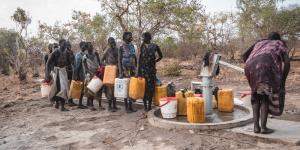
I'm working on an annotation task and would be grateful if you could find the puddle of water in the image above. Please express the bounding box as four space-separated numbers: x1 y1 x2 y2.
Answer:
155 108 249 123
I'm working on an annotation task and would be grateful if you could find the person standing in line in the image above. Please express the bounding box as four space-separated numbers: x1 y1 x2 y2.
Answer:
118 32 137 113
102 37 119 112
66 41 77 106
73 41 88 109
45 39 71 111
138 32 163 111
83 42 103 111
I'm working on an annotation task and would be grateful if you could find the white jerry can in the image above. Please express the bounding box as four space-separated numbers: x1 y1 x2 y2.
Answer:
41 82 52 98
87 76 103 94
114 78 130 98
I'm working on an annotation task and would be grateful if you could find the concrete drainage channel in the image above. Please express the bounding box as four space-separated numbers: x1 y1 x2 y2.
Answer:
148 104 253 130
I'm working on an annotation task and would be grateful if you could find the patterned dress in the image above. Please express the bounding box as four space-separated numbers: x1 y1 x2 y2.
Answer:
119 42 137 77
138 43 160 101
244 40 288 116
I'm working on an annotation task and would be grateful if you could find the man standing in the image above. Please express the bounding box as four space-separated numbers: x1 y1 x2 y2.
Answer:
102 37 119 112
45 39 71 111
44 43 53 78
45 44 53 65
66 41 77 106
44 43 58 75
73 41 87 109
118 32 137 113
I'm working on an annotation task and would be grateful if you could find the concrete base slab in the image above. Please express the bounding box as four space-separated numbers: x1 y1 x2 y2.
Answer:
230 118 300 146
148 104 253 130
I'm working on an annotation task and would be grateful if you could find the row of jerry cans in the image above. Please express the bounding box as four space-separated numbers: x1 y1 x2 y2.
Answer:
187 89 234 123
54 76 146 100
41 65 146 100
40 65 116 98
158 88 234 124
41 81 83 99
68 65 119 99
76 70 146 100
87 65 118 94
114 77 145 100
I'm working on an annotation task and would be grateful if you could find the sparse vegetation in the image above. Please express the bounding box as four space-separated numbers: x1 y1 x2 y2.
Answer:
162 60 182 76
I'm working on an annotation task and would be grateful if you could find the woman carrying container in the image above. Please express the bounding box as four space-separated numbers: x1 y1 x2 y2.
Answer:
118 32 137 113
243 32 290 134
138 32 163 111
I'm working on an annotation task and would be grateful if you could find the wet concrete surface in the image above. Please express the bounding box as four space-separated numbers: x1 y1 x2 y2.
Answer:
155 108 249 123
230 118 300 145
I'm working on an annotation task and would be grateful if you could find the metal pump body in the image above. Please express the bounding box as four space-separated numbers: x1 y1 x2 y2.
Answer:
199 54 244 116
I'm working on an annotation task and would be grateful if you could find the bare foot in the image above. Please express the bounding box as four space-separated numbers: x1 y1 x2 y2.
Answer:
54 103 59 109
90 107 97 111
98 106 105 111
109 107 117 112
254 125 261 134
77 105 88 109
60 108 69 111
68 101 77 107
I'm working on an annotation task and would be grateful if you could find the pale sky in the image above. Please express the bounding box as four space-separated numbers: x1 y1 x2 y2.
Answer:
0 0 299 36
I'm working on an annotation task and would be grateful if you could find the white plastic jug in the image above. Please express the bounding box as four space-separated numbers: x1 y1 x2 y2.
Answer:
114 78 129 98
41 82 51 98
160 97 177 119
87 76 103 94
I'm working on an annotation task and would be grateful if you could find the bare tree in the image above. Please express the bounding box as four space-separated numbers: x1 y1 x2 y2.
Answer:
10 7 31 80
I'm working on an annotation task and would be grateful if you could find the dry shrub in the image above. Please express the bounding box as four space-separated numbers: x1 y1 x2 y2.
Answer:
162 60 181 76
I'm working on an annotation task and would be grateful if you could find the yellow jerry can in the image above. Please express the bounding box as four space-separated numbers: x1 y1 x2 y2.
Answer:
218 89 234 112
153 85 167 106
103 65 117 85
69 80 83 99
187 97 205 123
176 90 194 116
129 77 145 100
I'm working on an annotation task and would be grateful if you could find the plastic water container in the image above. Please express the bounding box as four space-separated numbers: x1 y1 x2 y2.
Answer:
129 77 145 100
159 97 177 119
218 89 234 112
194 94 217 109
176 90 194 116
87 76 103 94
103 65 117 85
69 80 83 99
187 97 205 123
114 78 129 98
154 85 167 106
41 82 51 98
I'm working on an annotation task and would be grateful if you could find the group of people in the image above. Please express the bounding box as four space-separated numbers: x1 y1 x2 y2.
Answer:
44 31 162 113
43 30 290 134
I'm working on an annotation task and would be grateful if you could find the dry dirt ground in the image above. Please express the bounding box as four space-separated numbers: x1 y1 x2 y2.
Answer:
0 60 300 150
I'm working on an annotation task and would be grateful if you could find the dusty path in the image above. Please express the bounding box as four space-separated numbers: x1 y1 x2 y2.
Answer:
0 76 299 150
0 95 297 150
0 60 300 149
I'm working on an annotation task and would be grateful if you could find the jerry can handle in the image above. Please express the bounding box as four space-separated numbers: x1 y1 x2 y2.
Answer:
159 100 171 107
